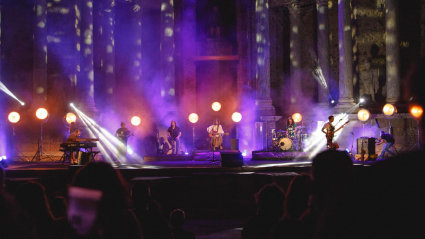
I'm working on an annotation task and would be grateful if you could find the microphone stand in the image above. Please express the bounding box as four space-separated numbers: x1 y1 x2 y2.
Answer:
350 132 354 160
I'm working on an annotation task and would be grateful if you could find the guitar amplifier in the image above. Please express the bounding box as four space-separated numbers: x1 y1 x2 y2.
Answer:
357 137 375 154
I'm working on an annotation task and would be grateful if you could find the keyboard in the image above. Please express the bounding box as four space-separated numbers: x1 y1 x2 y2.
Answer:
75 138 99 142
60 142 97 150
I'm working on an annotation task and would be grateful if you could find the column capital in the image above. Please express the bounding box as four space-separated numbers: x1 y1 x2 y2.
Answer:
316 0 329 7
288 1 301 15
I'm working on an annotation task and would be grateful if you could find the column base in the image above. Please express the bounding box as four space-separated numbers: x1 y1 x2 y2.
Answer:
78 102 98 118
385 97 400 104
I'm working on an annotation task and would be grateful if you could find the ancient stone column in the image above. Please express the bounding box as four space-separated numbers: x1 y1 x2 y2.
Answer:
385 0 400 104
33 0 47 107
255 0 275 115
102 0 115 102
132 0 142 82
78 0 97 115
181 0 196 114
317 0 331 107
288 1 302 107
335 0 355 109
160 0 176 107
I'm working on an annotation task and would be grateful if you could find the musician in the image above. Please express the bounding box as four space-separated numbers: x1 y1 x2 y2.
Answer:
157 137 170 155
286 117 297 138
167 121 181 155
66 129 81 164
207 119 224 150
321 115 344 149
376 131 396 158
115 122 131 160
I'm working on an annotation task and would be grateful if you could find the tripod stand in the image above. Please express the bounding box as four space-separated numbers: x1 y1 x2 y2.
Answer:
12 126 28 161
206 137 220 164
32 121 54 161
409 119 421 152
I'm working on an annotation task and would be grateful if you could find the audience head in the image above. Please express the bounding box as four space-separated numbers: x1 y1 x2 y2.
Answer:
0 165 4 190
50 196 68 219
284 173 312 219
71 162 128 215
255 184 285 217
14 181 53 220
149 199 162 215
170 209 185 229
131 181 151 208
312 150 353 194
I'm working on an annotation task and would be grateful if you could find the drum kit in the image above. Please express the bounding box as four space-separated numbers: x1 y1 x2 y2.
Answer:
271 126 309 151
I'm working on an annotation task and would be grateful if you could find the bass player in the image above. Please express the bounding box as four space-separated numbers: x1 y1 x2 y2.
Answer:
321 115 349 149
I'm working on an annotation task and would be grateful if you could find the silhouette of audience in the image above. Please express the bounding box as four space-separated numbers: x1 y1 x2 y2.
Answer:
14 181 54 239
241 184 285 239
50 196 67 219
170 209 195 239
69 162 142 238
269 173 312 239
131 181 173 239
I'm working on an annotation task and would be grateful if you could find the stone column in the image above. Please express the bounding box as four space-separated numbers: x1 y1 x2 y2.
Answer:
181 0 196 115
385 0 400 104
33 0 47 107
288 1 302 107
236 0 250 98
102 1 115 104
132 0 142 82
255 0 275 115
78 0 97 116
317 0 331 107
335 0 355 109
160 0 176 107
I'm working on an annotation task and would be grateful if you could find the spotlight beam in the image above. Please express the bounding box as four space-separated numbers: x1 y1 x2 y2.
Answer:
0 81 25 105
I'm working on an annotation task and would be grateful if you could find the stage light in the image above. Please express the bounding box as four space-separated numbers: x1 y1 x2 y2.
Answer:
36 108 48 120
331 100 335 104
127 145 133 155
360 98 365 103
345 149 350 153
131 116 141 126
232 112 242 123
292 113 302 123
357 109 371 123
212 102 221 111
8 112 20 123
65 113 77 124
70 103 74 107
383 104 397 118
21 102 25 106
188 113 199 123
410 105 423 119
0 81 25 105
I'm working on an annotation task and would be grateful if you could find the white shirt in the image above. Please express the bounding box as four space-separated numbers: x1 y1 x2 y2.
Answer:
322 122 334 133
207 125 224 137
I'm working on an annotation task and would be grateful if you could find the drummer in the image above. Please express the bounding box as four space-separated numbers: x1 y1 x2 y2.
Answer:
286 117 297 138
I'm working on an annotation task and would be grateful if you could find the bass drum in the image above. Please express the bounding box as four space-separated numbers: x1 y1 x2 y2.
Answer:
278 138 292 151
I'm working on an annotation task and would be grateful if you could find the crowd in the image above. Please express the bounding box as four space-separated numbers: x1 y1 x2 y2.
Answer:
0 162 195 239
2 148 424 239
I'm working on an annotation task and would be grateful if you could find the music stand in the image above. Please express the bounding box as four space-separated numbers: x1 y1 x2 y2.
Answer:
32 117 54 161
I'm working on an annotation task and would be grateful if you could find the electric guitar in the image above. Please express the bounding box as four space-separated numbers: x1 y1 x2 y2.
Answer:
209 131 229 138
326 121 350 149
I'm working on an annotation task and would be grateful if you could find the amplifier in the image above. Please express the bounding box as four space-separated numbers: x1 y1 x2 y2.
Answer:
357 137 376 154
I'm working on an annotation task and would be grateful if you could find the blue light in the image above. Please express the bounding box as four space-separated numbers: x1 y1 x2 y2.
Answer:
345 149 350 153
185 152 189 155
1 156 6 160
331 100 335 104
127 145 133 155
242 150 247 157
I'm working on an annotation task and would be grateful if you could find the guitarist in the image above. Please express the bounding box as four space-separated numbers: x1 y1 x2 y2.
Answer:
115 122 132 160
167 120 181 155
207 119 224 150
321 115 347 149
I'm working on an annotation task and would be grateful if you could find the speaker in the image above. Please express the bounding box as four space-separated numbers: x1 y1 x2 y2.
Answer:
220 152 243 167
357 137 375 154
231 139 239 150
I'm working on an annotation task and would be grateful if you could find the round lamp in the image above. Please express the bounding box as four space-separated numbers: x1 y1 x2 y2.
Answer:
410 105 423 119
232 112 242 123
8 112 20 123
188 113 199 124
211 102 221 111
36 108 48 120
131 116 142 126
292 113 302 123
357 109 371 123
383 104 397 118
65 113 77 124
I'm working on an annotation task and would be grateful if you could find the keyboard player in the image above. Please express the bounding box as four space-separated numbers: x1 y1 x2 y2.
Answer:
66 129 81 164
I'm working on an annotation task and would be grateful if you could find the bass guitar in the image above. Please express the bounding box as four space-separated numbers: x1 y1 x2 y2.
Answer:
326 120 350 149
